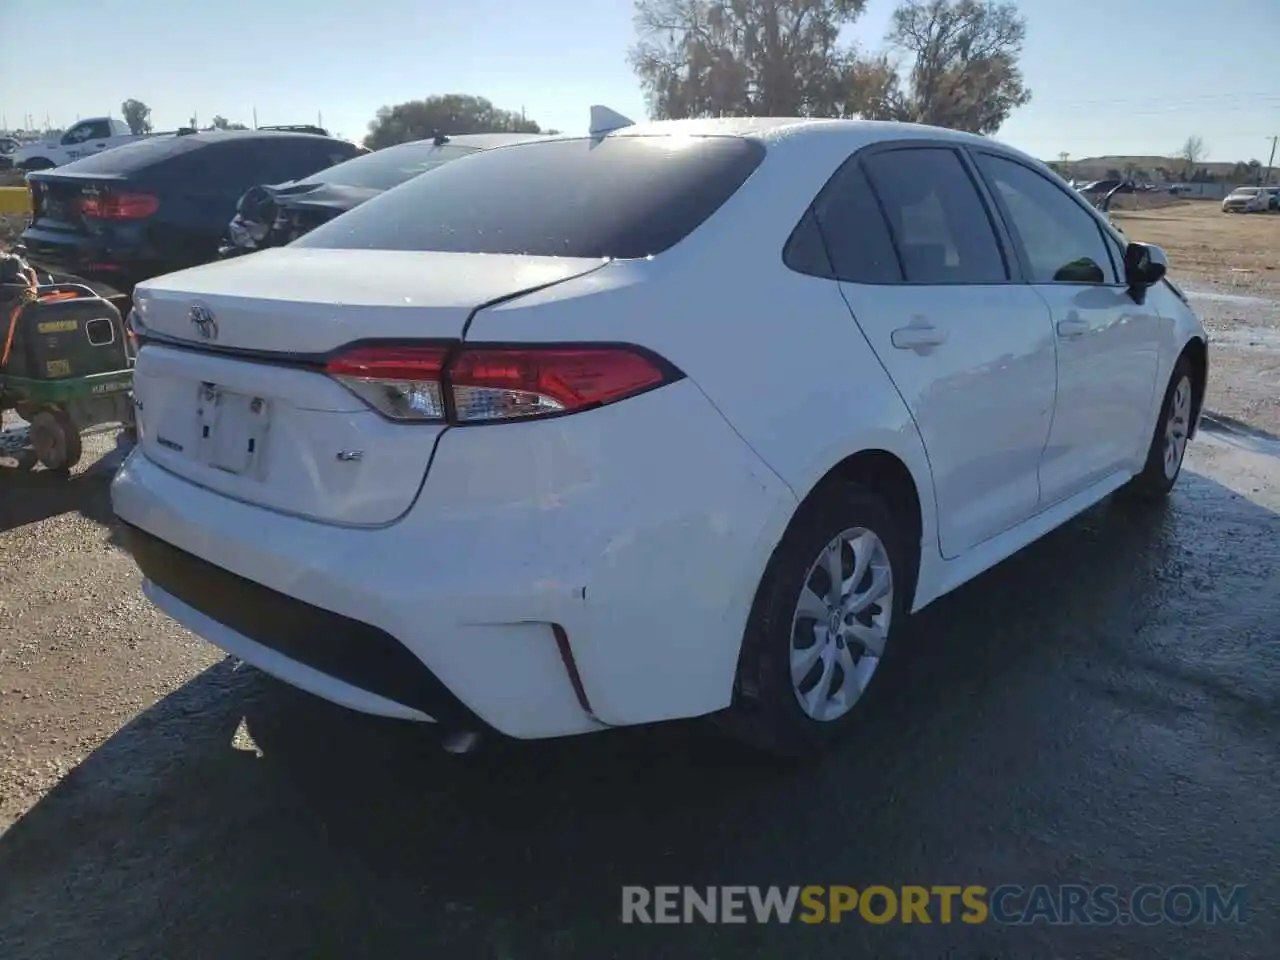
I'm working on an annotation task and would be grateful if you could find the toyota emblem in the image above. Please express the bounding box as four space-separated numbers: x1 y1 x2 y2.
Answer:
189 304 218 341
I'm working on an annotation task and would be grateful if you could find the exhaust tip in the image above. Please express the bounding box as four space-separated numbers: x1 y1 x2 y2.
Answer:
440 729 482 755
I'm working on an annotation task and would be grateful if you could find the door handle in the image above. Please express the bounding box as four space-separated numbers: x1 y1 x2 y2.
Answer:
1056 317 1090 338
890 324 947 352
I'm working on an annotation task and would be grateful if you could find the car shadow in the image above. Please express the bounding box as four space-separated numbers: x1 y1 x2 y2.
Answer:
0 469 1275 960
0 432 131 538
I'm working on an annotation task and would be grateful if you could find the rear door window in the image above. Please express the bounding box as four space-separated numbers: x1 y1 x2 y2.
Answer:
160 140 271 188
861 148 1008 284
236 138 347 186
157 138 354 189
295 135 766 259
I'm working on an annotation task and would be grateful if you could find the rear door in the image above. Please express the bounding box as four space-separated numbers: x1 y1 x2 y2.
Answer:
970 150 1161 505
817 144 1058 559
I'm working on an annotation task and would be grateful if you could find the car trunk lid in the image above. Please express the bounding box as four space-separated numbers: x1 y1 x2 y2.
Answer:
129 247 608 525
27 170 138 235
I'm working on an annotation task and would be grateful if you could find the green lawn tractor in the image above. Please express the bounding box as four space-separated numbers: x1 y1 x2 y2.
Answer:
1 254 135 473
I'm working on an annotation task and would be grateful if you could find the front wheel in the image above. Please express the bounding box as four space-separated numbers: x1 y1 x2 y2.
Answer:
716 483 909 757
1121 358 1193 501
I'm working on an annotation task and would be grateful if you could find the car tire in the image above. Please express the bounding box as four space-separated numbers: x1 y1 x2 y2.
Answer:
29 409 82 472
1121 357 1194 502
20 158 54 171
715 482 909 757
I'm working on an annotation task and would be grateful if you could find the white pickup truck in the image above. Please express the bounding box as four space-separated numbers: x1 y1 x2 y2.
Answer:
12 117 148 170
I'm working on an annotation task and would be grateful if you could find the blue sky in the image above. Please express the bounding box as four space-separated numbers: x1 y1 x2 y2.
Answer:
1 0 1276 162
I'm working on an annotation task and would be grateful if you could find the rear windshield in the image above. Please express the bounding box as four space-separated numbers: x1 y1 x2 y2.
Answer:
298 142 480 192
1232 187 1261 196
294 135 767 259
52 135 200 174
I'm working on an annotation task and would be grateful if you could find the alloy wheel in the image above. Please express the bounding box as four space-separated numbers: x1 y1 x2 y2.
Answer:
1163 375 1192 480
789 527 894 722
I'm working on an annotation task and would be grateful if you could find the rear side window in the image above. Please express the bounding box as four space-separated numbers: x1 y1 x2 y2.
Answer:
295 135 766 259
159 139 272 188
807 161 903 282
159 137 354 189
862 148 1008 284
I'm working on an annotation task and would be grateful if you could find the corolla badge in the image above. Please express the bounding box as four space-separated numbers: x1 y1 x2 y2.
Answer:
189 303 218 340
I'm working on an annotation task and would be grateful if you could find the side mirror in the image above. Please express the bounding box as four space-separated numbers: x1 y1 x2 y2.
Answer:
1123 241 1167 288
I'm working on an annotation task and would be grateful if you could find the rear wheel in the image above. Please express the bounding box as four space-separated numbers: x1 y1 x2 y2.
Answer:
716 483 908 757
29 409 82 472
1122 358 1193 501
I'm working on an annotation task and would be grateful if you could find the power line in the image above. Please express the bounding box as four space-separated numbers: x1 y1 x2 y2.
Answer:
1030 92 1280 108
1037 101 1280 118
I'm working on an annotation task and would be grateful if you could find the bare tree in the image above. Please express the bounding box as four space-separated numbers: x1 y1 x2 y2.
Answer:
365 95 543 150
1178 135 1207 179
886 0 1031 134
628 0 869 119
626 0 1033 132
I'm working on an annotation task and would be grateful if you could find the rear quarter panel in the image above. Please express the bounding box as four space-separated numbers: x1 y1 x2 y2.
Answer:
470 127 941 610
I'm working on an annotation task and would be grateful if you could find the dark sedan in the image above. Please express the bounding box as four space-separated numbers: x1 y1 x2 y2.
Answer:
219 132 543 256
19 130 361 292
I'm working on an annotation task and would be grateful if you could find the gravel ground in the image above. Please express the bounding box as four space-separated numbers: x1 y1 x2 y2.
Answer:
1 417 1277 959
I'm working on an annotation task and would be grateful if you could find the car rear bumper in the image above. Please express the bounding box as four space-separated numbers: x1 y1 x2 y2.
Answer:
110 379 798 738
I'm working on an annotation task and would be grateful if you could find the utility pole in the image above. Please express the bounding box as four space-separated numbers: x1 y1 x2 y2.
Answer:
253 107 258 130
1264 136 1278 186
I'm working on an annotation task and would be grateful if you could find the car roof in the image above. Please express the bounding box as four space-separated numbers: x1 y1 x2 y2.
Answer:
168 129 350 144
592 115 994 148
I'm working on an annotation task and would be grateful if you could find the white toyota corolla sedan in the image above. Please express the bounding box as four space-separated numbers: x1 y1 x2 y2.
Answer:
111 111 1208 755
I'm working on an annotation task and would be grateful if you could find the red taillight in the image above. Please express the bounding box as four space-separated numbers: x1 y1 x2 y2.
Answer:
325 345 450 422
323 343 677 424
78 192 160 220
449 347 671 422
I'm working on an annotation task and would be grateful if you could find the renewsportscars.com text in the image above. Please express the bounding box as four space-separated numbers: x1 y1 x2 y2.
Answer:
621 884 1247 926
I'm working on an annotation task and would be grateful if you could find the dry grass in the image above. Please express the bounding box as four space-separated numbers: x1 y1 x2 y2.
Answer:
1111 201 1279 285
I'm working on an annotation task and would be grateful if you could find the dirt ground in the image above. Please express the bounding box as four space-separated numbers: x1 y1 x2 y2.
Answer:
1110 201 1280 434
1111 200 1279 286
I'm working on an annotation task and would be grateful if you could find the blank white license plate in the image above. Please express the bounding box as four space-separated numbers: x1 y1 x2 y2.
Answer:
197 384 270 476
